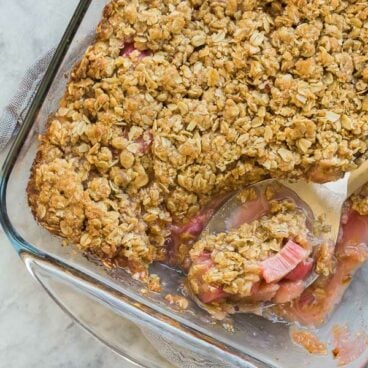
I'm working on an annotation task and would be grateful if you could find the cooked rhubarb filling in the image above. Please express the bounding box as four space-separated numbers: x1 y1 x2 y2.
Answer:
275 184 368 326
28 0 368 323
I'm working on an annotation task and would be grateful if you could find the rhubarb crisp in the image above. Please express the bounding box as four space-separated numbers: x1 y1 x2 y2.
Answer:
28 0 368 322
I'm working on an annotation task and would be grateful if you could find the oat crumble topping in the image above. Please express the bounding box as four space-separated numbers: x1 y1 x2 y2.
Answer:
188 201 310 298
28 0 368 278
350 183 368 216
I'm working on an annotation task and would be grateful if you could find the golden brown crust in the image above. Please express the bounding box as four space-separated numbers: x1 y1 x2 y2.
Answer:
28 0 368 276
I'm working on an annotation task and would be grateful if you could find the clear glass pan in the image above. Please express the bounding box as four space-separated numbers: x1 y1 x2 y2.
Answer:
1 1 367 367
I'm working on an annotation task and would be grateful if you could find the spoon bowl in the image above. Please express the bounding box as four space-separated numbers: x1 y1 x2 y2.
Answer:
202 180 321 307
194 161 368 310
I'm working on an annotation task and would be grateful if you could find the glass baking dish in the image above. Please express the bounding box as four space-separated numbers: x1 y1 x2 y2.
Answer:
1 1 367 367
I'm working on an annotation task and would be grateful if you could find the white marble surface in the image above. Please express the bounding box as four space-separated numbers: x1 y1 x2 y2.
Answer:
0 2 171 367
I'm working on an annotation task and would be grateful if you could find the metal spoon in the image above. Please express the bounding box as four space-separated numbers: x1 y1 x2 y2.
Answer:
204 178 347 243
201 161 368 300
205 160 368 247
203 179 325 294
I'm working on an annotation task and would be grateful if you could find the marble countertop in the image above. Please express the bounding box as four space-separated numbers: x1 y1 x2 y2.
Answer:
0 2 171 367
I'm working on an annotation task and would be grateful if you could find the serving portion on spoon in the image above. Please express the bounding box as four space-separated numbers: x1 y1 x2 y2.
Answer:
185 161 368 319
186 181 332 318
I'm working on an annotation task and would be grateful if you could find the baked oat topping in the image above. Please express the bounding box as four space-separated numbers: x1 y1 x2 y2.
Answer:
188 201 311 301
28 0 368 279
350 183 368 216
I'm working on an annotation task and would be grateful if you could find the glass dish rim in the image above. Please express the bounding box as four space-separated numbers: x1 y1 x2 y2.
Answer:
0 2 269 367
